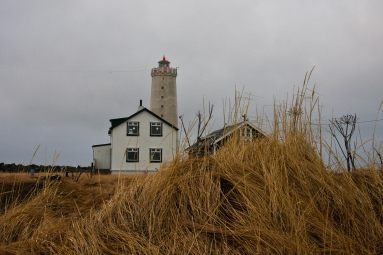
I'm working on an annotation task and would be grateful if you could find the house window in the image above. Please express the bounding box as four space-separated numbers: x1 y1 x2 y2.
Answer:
150 148 162 163
126 148 139 162
150 122 162 136
161 96 164 99
161 105 164 108
240 127 252 137
161 86 164 89
127 122 139 136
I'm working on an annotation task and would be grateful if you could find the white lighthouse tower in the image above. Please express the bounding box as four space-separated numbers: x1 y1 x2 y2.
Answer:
150 56 178 127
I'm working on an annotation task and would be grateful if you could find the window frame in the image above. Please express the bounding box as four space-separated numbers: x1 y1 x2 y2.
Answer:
126 148 139 162
149 148 162 163
127 122 139 136
150 122 163 136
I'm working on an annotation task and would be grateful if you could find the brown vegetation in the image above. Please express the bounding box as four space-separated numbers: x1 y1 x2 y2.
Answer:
1 135 383 254
1 77 382 254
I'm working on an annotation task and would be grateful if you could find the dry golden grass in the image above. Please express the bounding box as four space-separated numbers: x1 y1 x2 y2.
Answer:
1 136 383 254
1 79 383 254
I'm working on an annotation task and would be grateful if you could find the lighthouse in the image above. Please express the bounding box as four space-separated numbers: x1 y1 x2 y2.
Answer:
150 56 178 128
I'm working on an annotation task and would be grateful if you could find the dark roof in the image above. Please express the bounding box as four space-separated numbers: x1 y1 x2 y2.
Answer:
109 107 179 132
92 143 111 148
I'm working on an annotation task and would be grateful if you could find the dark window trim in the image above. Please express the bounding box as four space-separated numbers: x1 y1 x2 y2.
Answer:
126 148 139 162
127 122 139 136
150 122 163 137
149 148 162 163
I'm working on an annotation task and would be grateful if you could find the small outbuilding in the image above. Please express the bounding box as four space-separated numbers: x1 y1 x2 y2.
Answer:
187 121 266 157
92 143 111 174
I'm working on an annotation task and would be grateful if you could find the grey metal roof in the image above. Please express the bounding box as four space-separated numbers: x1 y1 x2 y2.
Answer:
187 121 265 149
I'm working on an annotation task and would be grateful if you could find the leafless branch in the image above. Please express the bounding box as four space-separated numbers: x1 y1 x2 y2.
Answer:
329 114 357 171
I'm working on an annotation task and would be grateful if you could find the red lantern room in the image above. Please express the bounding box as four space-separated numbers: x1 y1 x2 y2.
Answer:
158 56 170 67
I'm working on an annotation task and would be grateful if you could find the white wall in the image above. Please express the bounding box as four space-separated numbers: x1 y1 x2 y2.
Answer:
110 110 177 174
92 144 111 170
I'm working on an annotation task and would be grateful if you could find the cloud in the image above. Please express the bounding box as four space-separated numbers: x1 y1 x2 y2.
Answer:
0 0 382 165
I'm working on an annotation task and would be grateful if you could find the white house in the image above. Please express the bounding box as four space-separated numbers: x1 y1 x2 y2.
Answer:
93 102 178 174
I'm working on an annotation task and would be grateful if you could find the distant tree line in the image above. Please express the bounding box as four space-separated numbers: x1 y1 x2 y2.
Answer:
0 163 91 173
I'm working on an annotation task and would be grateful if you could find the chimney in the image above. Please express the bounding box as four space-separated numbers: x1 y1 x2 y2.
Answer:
138 100 144 111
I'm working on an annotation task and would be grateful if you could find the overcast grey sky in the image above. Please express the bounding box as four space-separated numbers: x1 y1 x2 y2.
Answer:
1 1 382 166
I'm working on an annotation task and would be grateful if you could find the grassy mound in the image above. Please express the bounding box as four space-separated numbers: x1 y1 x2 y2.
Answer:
1 134 383 254
2 79 382 254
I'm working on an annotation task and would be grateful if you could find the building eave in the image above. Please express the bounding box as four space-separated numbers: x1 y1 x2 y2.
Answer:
109 108 179 132
92 143 111 148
